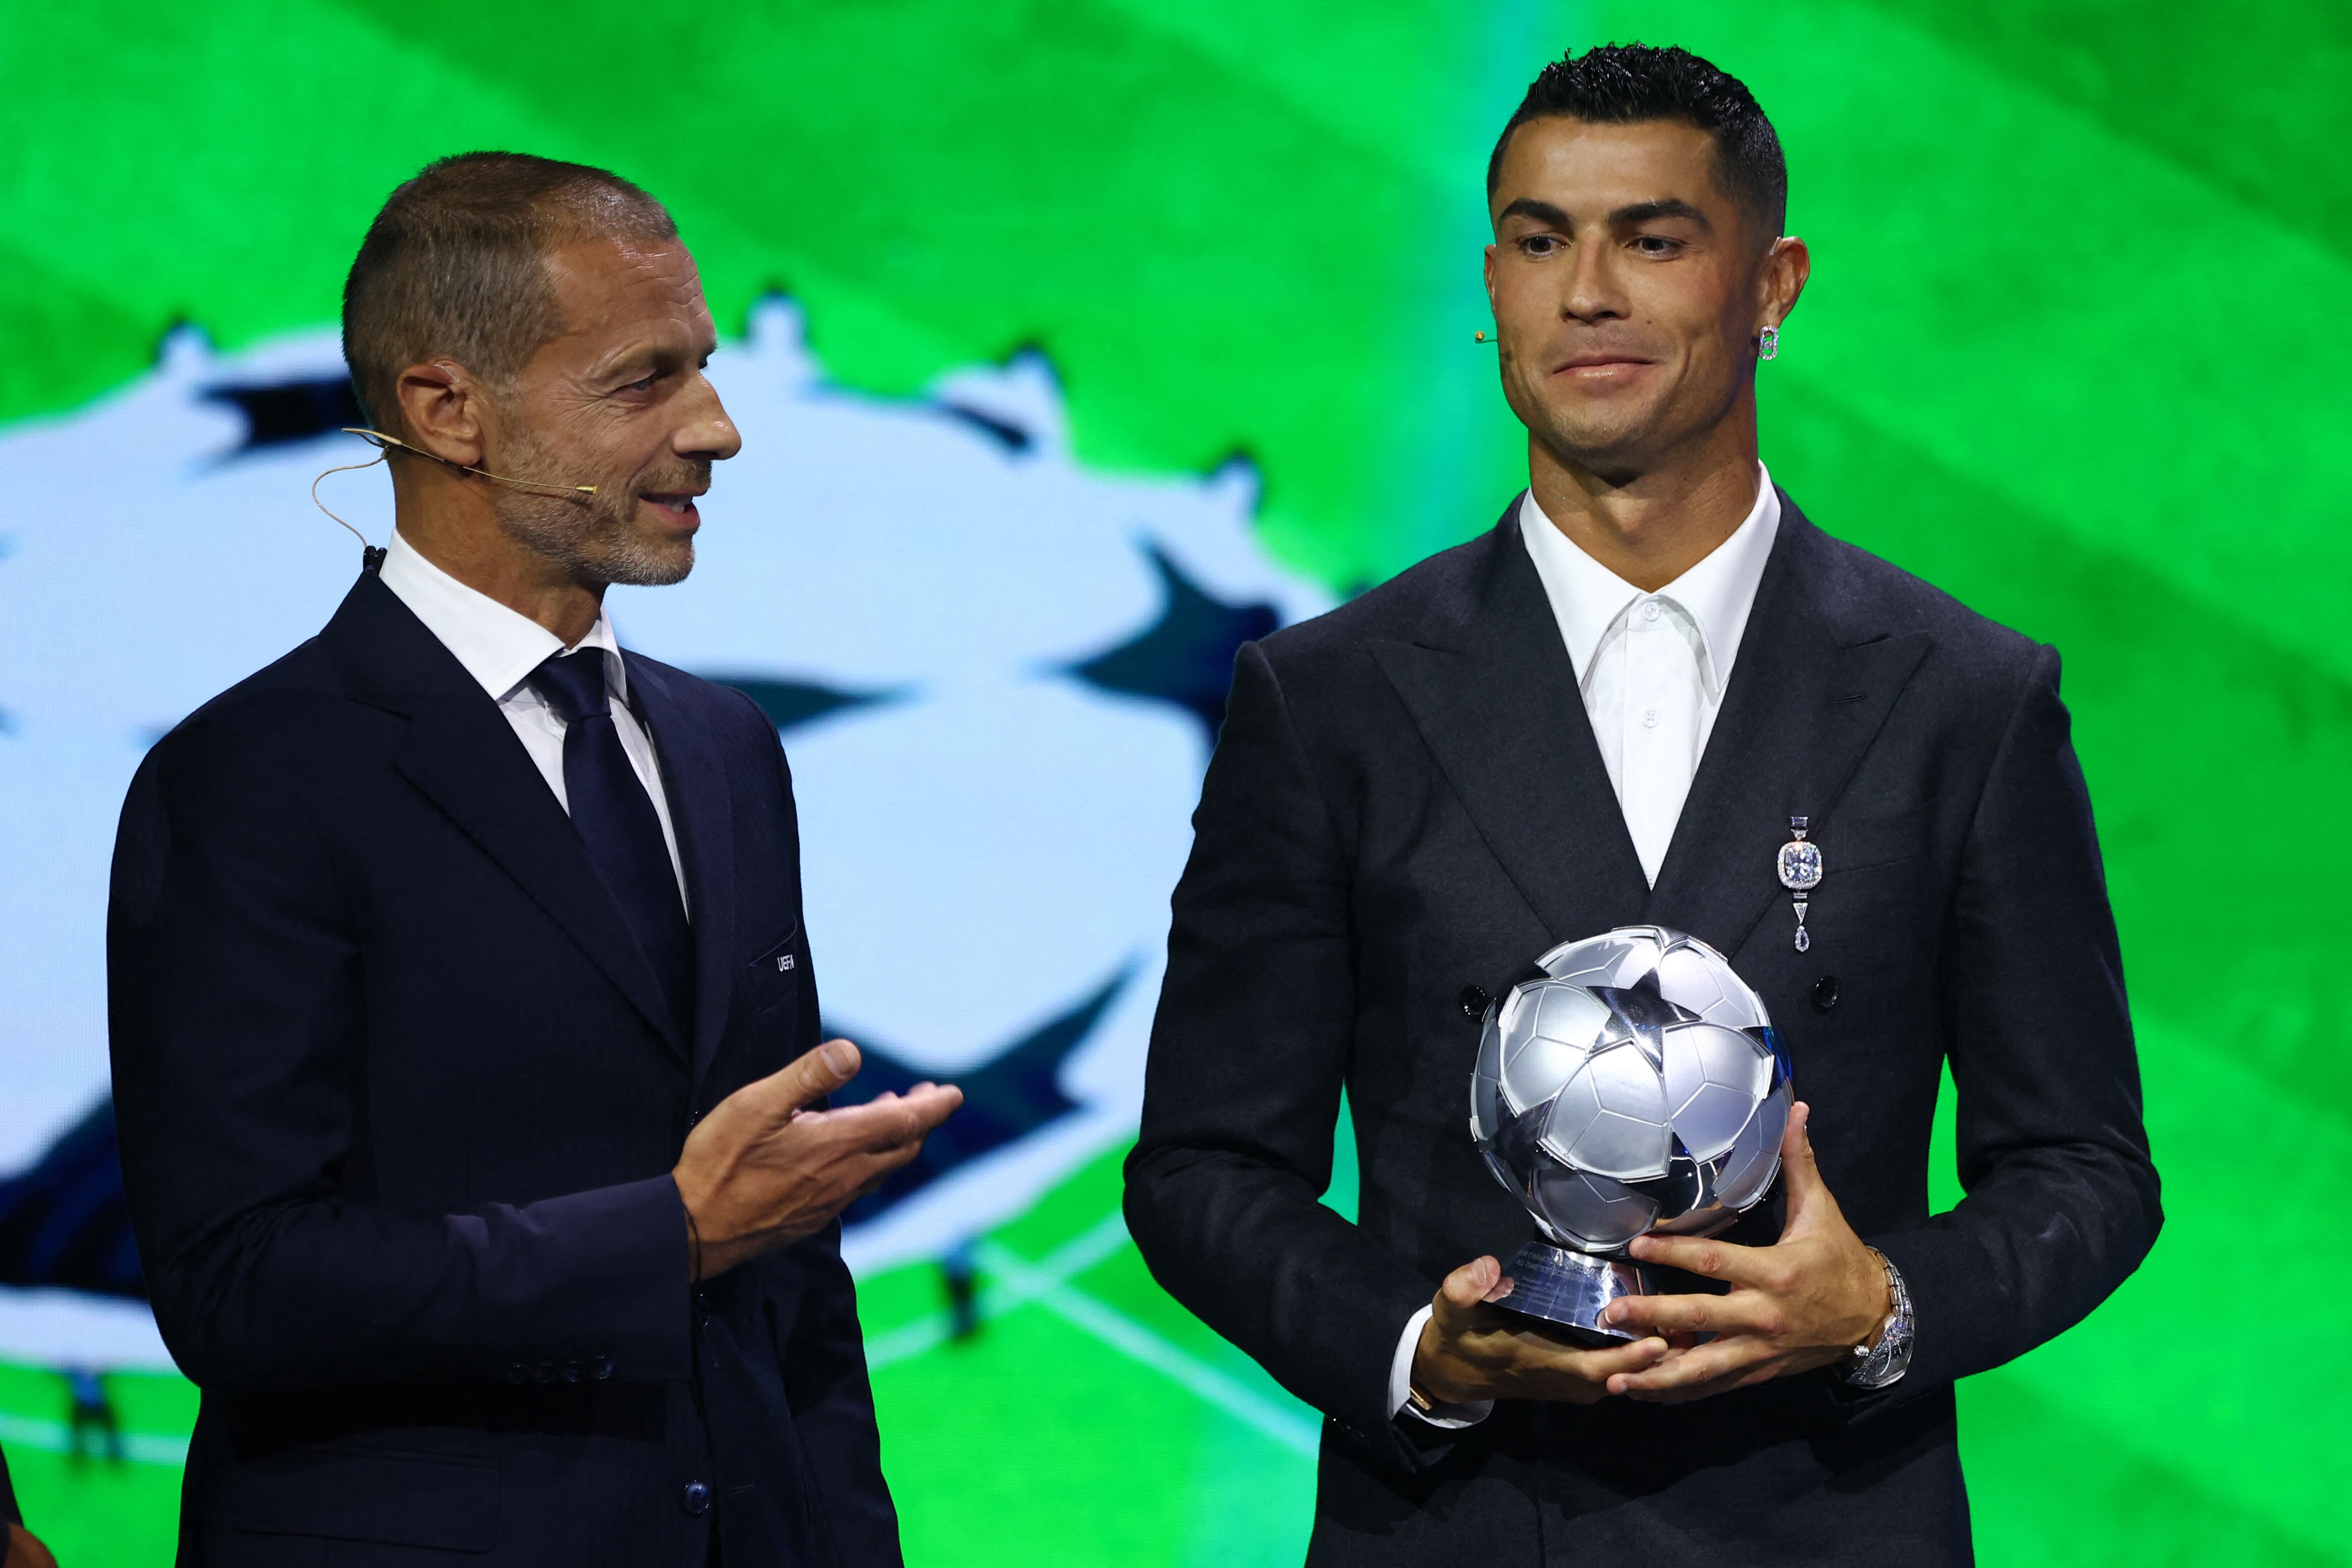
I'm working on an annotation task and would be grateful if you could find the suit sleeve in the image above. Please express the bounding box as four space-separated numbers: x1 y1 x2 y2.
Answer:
744 712 902 1566
1124 644 1433 1446
107 709 692 1394
1863 646 2162 1407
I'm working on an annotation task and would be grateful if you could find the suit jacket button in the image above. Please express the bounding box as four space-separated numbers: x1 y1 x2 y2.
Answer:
1811 975 1839 1013
533 1362 557 1383
562 1361 582 1382
682 1480 712 1516
593 1357 615 1381
1458 985 1492 1020
505 1364 525 1385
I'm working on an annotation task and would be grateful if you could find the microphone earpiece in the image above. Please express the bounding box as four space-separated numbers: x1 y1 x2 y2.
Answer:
340 429 598 497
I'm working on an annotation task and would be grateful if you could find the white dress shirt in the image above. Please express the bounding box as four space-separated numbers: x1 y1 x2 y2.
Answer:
376 527 689 908
1522 470 1782 886
1387 465 1781 1427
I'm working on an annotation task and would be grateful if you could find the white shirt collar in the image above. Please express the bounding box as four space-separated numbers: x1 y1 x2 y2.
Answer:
1518 464 1781 698
376 526 627 704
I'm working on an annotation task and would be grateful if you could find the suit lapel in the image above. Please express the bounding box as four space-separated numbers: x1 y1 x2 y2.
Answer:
1370 505 1651 946
323 574 688 1061
627 656 739 1093
1645 501 1931 957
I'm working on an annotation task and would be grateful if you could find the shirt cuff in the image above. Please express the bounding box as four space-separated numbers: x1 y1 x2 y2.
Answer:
1387 1304 1495 1429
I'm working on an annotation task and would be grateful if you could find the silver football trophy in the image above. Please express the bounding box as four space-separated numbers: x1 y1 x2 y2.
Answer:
1469 926 1794 1344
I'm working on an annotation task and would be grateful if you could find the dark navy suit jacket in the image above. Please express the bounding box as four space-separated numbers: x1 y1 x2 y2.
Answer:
1126 497 2161 1564
108 570 897 1565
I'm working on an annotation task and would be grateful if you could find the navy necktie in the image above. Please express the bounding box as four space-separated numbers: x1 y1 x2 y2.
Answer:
531 650 695 1042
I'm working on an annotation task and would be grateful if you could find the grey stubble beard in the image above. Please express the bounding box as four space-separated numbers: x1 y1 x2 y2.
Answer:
490 425 698 589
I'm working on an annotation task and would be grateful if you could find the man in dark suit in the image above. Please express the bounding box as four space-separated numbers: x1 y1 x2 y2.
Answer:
1125 44 2160 1564
109 153 959 1565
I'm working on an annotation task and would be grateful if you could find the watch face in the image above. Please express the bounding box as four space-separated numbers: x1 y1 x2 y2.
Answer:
1776 839 1823 891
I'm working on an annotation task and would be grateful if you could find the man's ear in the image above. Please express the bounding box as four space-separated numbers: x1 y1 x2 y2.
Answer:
1759 234 1811 332
393 360 485 467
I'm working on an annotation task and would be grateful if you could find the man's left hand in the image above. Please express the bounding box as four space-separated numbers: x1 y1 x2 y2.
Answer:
1600 1101 1890 1402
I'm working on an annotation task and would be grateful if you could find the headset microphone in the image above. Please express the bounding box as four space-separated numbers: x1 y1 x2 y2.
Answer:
311 427 598 570
342 428 598 497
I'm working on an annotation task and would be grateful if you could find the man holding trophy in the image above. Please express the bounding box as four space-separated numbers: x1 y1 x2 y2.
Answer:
1125 43 2160 1565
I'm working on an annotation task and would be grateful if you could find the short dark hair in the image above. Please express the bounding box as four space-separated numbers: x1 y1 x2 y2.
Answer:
1487 44 1786 237
341 152 677 432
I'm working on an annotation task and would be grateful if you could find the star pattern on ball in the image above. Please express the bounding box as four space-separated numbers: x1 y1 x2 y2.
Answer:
1472 926 1793 1252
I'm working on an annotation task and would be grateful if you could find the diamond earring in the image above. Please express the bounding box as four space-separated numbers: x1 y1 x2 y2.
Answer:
1757 326 1780 361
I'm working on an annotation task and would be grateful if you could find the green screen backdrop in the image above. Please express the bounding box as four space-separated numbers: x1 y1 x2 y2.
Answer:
2 2 2348 1562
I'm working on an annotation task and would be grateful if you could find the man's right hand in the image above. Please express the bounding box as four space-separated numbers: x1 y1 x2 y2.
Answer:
1410 1255 1671 1406
673 1040 961 1279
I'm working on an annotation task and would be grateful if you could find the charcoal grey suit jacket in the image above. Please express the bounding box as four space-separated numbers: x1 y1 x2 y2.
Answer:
1124 494 2160 1564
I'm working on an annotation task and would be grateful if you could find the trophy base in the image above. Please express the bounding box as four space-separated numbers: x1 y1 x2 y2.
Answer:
1495 1239 1653 1346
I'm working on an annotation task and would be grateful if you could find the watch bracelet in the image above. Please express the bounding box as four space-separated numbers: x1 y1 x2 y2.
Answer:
1838 1245 1914 1389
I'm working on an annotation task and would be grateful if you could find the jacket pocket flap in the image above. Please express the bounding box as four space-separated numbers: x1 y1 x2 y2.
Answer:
228 1449 499 1551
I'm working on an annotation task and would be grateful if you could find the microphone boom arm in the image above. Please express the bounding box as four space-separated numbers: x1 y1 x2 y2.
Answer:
341 428 598 497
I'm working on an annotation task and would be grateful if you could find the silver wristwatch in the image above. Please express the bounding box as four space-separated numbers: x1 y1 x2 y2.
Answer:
1838 1246 1914 1390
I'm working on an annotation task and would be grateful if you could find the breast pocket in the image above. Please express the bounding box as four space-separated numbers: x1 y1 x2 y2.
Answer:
746 926 803 1020
1827 797 1937 877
